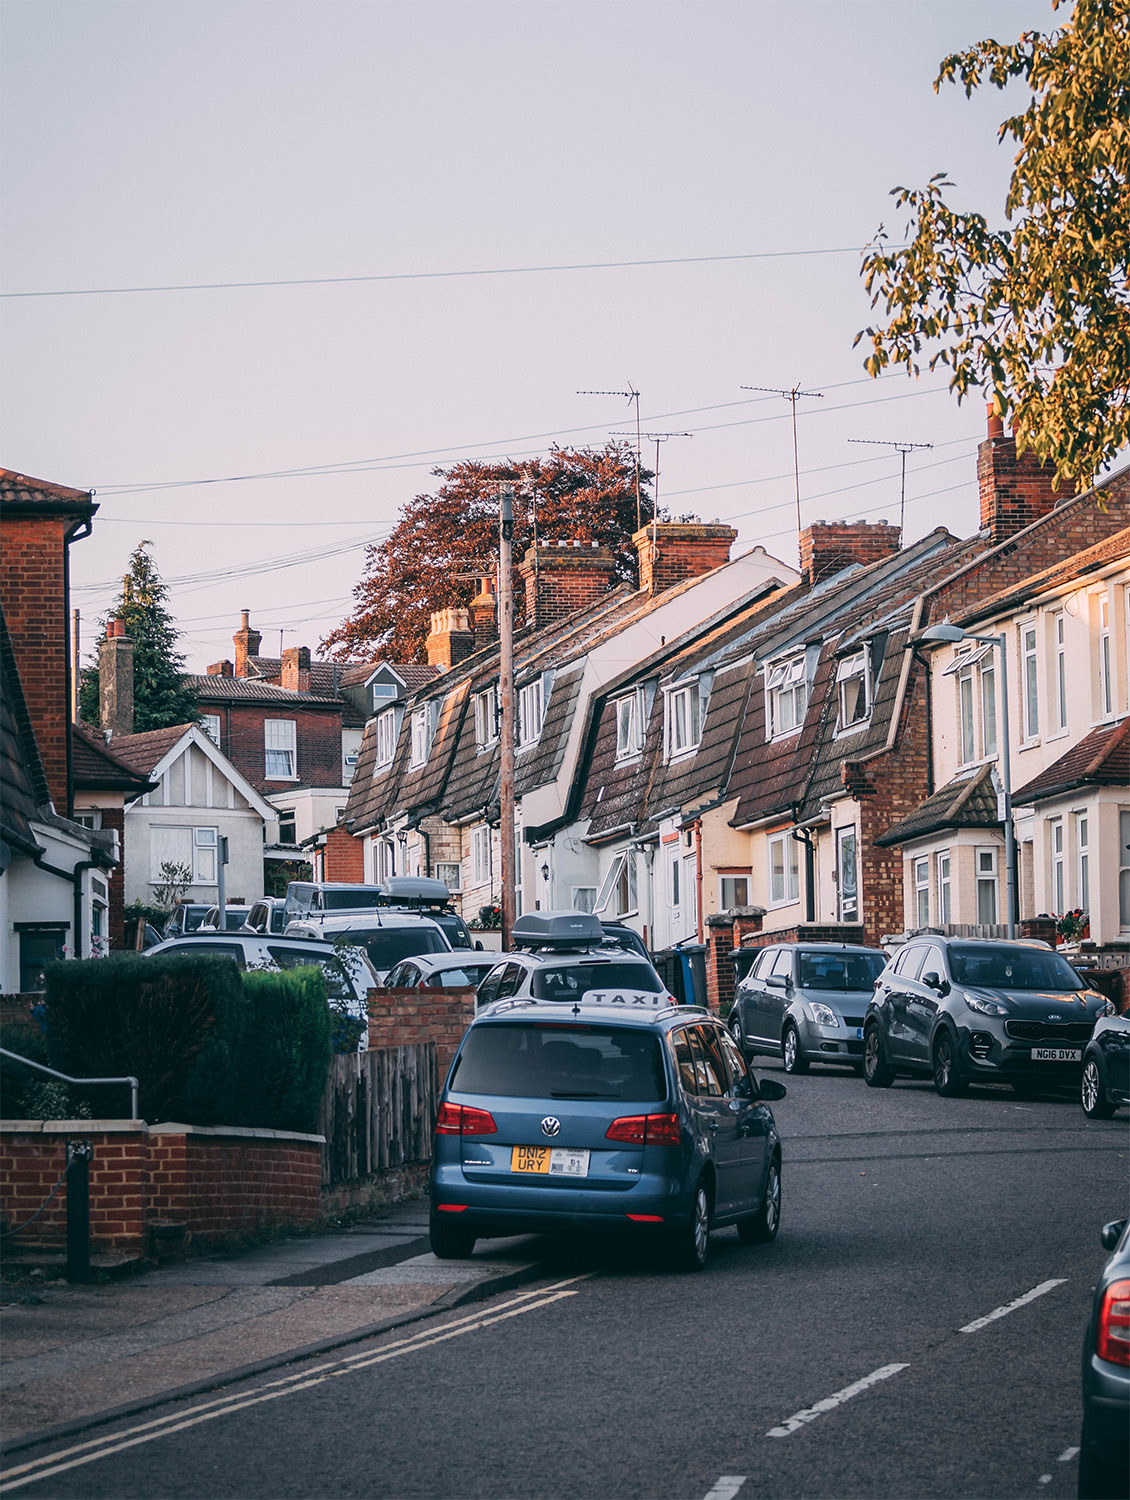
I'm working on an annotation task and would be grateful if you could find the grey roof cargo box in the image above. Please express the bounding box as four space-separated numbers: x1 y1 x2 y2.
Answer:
377 877 452 906
511 911 604 949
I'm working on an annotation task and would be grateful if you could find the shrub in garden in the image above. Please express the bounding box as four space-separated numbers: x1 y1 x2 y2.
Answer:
237 968 332 1133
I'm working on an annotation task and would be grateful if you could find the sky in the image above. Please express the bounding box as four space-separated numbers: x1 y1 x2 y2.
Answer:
2 0 1049 672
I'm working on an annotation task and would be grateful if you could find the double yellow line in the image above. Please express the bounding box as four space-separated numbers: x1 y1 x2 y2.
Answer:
1 1277 589 1493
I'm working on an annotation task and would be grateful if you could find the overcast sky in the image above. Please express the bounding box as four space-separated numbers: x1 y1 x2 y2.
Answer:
3 0 1045 671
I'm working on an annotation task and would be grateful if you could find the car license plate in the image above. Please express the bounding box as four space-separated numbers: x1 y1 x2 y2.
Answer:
510 1145 590 1176
1031 1047 1082 1062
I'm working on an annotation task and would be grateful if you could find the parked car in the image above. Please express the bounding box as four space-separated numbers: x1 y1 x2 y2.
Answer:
374 877 475 950
142 931 376 1045
729 942 888 1073
429 993 786 1270
474 912 674 1008
1078 1216 1130 1499
162 903 213 939
1081 1012 1130 1120
198 904 252 933
284 911 452 982
862 936 1112 1096
385 949 514 993
242 897 288 936
283 882 388 924
599 923 652 961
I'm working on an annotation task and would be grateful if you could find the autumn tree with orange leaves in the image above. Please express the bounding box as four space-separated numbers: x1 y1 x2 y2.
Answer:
322 443 655 662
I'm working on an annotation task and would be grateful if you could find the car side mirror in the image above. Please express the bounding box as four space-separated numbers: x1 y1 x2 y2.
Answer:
767 974 787 990
475 940 483 950
1101 1219 1127 1252
758 1079 787 1102
922 971 948 994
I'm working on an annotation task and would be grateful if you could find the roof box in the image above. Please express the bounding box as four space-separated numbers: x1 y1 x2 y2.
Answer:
377 877 452 906
511 910 604 949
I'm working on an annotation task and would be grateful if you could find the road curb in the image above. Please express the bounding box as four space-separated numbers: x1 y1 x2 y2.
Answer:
0 1260 544 1461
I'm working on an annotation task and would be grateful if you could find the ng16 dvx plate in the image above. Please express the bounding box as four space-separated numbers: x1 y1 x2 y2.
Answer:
1031 1046 1082 1062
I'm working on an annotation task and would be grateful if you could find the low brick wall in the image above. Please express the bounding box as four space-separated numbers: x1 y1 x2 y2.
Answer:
0 1121 323 1257
367 986 475 1085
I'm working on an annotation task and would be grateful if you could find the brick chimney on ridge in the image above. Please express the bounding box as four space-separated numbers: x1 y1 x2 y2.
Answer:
633 521 738 595
207 659 234 676
799 520 901 587
426 608 475 671
99 618 134 738
469 576 497 651
977 405 1075 545
280 645 312 693
233 609 262 676
518 540 619 629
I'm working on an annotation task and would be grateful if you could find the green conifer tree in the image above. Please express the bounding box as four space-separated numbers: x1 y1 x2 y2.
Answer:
78 541 199 733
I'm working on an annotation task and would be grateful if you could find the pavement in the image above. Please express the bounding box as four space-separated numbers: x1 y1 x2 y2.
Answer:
0 1198 544 1456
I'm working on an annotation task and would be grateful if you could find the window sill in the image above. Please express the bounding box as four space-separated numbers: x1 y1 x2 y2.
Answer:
614 751 643 766
834 719 872 739
766 728 803 745
665 745 700 764
766 896 801 912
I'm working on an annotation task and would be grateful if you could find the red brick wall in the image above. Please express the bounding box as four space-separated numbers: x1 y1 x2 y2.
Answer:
202 700 345 792
102 806 127 950
324 826 365 882
519 543 619 627
368 986 475 1084
1 515 72 810
0 1129 147 1253
978 427 1072 543
633 523 737 595
799 521 901 586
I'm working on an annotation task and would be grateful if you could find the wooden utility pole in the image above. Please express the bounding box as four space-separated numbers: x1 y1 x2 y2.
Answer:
498 482 516 946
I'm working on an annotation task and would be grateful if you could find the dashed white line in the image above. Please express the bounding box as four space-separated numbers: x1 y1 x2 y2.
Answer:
766 1363 909 1438
1038 1446 1082 1485
702 1478 746 1500
959 1279 1067 1334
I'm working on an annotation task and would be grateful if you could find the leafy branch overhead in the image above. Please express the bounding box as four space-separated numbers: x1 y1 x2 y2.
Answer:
322 443 655 662
857 0 1130 488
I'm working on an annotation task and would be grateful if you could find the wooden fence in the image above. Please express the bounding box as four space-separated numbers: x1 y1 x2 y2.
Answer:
318 1044 437 1188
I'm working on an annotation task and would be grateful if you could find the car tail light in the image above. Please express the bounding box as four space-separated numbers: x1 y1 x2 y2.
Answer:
605 1112 682 1146
435 1203 468 1212
1096 1278 1130 1366
435 1102 497 1136
625 1214 664 1223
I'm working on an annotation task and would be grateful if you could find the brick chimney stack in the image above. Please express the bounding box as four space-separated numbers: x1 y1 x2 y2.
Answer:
977 404 1074 545
207 659 234 677
469 576 497 651
99 618 134 738
280 645 312 693
426 607 475 671
233 609 262 676
633 521 738 595
518 540 619 629
798 520 901 586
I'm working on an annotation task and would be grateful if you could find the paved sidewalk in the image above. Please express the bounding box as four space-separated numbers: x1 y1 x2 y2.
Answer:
0 1200 542 1452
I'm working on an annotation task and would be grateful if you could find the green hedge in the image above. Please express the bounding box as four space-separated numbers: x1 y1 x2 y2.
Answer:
43 955 332 1131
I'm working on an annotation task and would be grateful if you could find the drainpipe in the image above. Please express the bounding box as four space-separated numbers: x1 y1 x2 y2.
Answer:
694 819 704 944
33 850 105 960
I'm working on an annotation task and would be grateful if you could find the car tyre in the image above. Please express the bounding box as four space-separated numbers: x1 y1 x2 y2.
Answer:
737 1156 781 1245
863 1023 895 1088
1081 1056 1118 1120
728 1013 746 1057
670 1178 711 1272
429 1214 477 1260
781 1024 809 1074
932 1030 968 1097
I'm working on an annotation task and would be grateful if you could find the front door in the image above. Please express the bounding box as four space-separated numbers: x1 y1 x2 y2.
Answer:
837 827 859 924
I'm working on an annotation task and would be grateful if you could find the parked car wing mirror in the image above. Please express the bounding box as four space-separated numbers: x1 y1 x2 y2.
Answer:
767 974 788 990
758 1079 787 1101
922 971 948 994
1101 1219 1128 1252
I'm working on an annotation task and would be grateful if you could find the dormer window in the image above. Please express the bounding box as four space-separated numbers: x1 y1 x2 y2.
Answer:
371 680 398 711
836 650 872 732
474 686 499 749
664 681 701 760
374 708 397 769
517 678 545 749
766 655 806 738
409 706 430 769
615 688 645 759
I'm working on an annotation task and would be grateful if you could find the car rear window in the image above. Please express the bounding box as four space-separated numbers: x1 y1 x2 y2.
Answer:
267 945 361 1001
323 890 385 911
530 961 663 1000
947 945 1085 991
450 1023 668 1101
797 950 886 991
341 927 450 968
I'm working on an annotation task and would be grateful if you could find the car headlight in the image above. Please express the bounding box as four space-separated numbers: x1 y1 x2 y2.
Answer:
809 1003 839 1027
962 991 1009 1017
1099 998 1116 1018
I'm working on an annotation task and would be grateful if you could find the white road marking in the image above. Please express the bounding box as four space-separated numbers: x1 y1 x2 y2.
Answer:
1058 1447 1080 1463
766 1363 909 1438
0 1277 590 1493
958 1279 1067 1334
702 1478 746 1500
1038 1475 1052 1485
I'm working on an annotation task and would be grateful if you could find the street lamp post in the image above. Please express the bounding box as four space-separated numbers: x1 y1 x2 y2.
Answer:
921 623 1016 939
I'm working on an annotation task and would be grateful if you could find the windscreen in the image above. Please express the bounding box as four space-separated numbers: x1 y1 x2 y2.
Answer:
432 912 473 947
797 950 886 991
323 890 385 911
349 927 450 968
222 910 250 931
451 1023 668 1101
182 908 209 932
947 945 1085 991
530 961 664 1000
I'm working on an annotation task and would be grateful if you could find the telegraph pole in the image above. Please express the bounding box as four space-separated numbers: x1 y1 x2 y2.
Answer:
497 482 516 947
847 438 933 535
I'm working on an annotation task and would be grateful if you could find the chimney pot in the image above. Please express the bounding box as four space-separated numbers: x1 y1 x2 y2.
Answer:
798 519 901 586
632 520 738 595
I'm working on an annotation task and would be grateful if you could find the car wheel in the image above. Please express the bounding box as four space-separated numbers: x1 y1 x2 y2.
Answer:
738 1156 781 1245
729 1013 745 1056
670 1178 711 1272
429 1214 477 1260
781 1024 809 1074
932 1031 968 1097
863 1023 895 1088
1081 1056 1118 1120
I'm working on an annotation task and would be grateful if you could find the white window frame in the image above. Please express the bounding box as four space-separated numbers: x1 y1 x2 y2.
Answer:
665 682 701 760
975 846 999 925
471 825 492 887
374 709 397 769
766 655 806 739
409 707 430 769
594 850 638 917
1050 817 1065 914
517 678 545 749
913 857 930 928
1119 809 1130 932
571 886 597 914
1053 611 1068 732
835 650 872 733
836 826 859 923
277 808 297 847
767 831 799 908
980 658 998 757
1075 811 1089 914
264 718 297 780
1098 595 1113 719
615 689 644 759
958 665 977 766
719 874 751 910
435 861 462 893
473 687 498 749
937 849 952 926
200 714 221 748
1020 622 1039 740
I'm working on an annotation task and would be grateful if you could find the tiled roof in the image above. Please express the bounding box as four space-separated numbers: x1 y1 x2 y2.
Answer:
189 675 341 708
516 666 583 798
875 764 1000 847
0 468 96 511
0 611 48 856
731 643 834 827
244 655 367 696
71 722 158 794
105 724 194 776
1012 717 1130 806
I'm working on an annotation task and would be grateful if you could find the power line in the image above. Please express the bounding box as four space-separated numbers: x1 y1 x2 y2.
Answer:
741 383 824 546
2 244 888 300
847 438 934 534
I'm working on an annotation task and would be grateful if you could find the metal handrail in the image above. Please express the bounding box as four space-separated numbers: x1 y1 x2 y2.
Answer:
0 1048 139 1120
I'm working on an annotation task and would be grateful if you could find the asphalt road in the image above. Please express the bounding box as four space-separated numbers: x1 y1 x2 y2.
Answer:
5 1062 1126 1500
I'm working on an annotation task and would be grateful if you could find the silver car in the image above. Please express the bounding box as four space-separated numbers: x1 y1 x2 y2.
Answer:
729 942 888 1074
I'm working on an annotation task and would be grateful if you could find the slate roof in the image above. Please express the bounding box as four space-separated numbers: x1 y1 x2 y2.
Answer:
516 666 583 798
0 468 96 514
189 675 342 709
875 764 1001 847
1011 717 1130 806
105 724 194 777
71 722 158 795
0 611 48 856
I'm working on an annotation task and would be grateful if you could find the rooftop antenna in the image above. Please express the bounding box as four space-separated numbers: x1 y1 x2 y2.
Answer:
278 627 295 659
578 386 642 530
741 383 824 547
614 431 693 542
847 438 933 535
